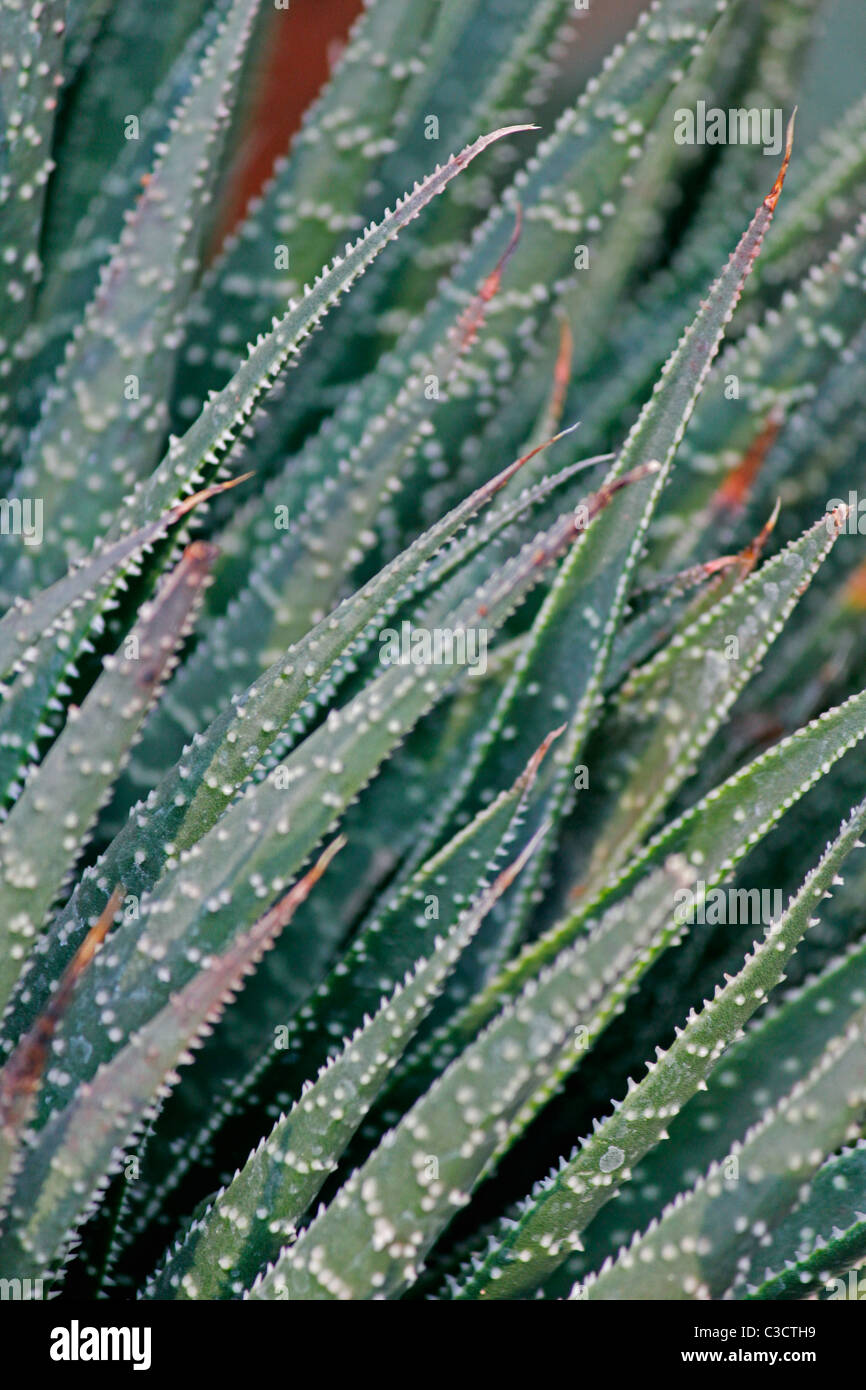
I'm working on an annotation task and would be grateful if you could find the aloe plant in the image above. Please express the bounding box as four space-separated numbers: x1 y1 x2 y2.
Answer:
1 0 865 1308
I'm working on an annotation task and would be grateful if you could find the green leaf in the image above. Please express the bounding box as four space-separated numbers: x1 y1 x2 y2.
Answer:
397 123 798 963
201 0 735 606
0 0 65 430
568 923 866 1290
0 477 246 817
736 1142 866 1300
4 0 265 593
18 468 644 1121
18 1 226 418
104 125 532 553
120 214 532 784
454 650 866 1056
172 0 458 424
0 542 215 1013
3 440 563 1069
149 728 560 1229
243 776 866 1302
0 476 244 682
62 0 116 83
580 1035 866 1301
0 889 122 1227
111 652 520 1261
38 0 212 273
455 799 866 1300
578 508 841 896
0 130 529 861
758 91 866 295
375 677 866 1197
0 840 343 1282
144 824 547 1300
650 212 866 574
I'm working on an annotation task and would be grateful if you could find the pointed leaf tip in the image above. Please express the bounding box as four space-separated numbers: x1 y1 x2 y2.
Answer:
764 108 797 212
0 887 123 1130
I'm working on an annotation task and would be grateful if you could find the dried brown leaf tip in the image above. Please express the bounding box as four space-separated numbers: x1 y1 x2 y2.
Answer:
0 887 123 1129
131 542 218 692
842 559 866 612
171 471 254 524
521 725 567 787
733 496 782 577
456 204 523 352
713 408 784 516
764 107 797 213
547 314 575 434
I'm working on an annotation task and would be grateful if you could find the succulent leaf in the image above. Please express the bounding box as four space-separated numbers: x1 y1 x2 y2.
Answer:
456 798 866 1300
0 840 342 1282
0 542 216 1011
736 1142 866 1301
17 469 644 1121
144 823 547 1300
0 0 65 438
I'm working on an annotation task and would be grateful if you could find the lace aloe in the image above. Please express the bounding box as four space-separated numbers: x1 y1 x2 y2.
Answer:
0 0 865 1306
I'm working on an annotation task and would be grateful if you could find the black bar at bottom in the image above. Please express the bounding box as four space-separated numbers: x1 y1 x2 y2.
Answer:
0 1293 857 1377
